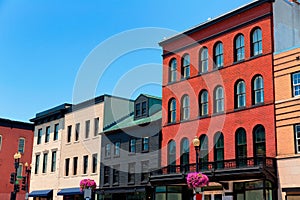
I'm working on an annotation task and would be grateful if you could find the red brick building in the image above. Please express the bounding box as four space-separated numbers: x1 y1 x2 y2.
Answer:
0 118 34 200
150 0 300 199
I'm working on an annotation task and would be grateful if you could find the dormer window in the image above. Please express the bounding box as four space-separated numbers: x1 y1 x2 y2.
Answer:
135 100 148 119
135 103 141 117
142 102 147 115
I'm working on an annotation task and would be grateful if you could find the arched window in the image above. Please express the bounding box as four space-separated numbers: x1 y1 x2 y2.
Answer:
235 34 245 61
236 128 247 167
181 54 190 79
214 42 223 68
199 47 208 73
253 125 266 165
253 75 264 104
199 135 208 170
169 58 177 83
168 140 176 173
214 86 224 113
180 138 189 172
168 98 176 123
199 90 208 116
251 28 262 56
214 132 224 169
181 95 190 120
235 80 246 108
18 138 25 154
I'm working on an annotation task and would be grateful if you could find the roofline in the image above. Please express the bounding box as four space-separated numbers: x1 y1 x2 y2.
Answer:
0 118 34 130
159 0 274 46
67 94 134 113
102 117 162 135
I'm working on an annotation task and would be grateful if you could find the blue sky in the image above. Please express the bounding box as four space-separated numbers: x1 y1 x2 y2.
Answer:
0 0 252 122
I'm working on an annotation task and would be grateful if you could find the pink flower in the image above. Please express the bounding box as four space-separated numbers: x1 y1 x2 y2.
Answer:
80 179 97 191
186 173 209 188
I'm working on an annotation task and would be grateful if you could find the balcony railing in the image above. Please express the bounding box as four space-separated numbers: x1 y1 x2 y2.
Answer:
150 157 276 176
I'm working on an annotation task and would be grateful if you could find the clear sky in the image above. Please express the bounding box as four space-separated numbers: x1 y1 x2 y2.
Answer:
0 0 252 122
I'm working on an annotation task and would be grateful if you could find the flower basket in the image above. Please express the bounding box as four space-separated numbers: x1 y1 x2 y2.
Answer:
80 178 97 192
186 172 209 189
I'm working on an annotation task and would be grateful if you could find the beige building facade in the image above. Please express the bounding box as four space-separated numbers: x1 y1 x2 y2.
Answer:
29 95 133 200
29 104 71 200
274 46 300 200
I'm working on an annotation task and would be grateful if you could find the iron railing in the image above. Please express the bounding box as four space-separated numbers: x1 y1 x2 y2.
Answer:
150 157 276 176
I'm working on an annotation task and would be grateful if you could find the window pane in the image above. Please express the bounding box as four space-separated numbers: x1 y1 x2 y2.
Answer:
18 138 25 153
45 126 50 143
85 120 90 138
169 59 177 82
42 153 48 173
51 151 56 172
54 124 59 141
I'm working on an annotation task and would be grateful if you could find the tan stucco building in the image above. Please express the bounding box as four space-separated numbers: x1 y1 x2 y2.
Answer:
29 95 133 200
29 104 71 200
274 46 300 200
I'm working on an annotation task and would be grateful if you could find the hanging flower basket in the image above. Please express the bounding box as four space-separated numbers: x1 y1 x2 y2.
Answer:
80 178 97 192
186 172 209 189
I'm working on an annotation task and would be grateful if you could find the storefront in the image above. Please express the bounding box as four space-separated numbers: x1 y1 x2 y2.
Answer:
28 189 53 200
57 187 85 200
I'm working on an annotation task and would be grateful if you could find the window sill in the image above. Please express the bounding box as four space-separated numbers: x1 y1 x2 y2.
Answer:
141 180 149 184
233 59 245 64
103 183 110 187
128 153 136 156
74 141 80 144
234 106 246 111
113 183 119 186
113 155 120 158
250 53 263 60
127 182 135 185
142 150 149 153
212 112 225 117
104 156 111 160
251 102 264 108
198 115 210 119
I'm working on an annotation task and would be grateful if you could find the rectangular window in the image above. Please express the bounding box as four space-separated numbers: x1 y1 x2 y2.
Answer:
141 160 149 182
65 158 70 176
51 151 56 172
105 144 111 157
73 157 78 175
94 117 99 136
42 153 48 173
142 101 147 115
113 165 120 185
45 126 50 143
37 129 42 145
85 120 90 138
67 125 72 143
142 137 149 152
135 103 141 117
128 163 135 184
114 142 120 156
75 123 80 141
295 125 300 154
54 124 59 141
35 154 40 174
92 154 97 173
293 72 300 97
104 166 110 185
18 138 25 153
83 155 88 174
17 164 23 176
129 138 136 153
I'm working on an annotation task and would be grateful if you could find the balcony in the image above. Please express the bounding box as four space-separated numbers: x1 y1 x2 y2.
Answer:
150 157 277 186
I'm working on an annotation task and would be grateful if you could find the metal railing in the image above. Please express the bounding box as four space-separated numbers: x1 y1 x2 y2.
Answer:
150 157 276 176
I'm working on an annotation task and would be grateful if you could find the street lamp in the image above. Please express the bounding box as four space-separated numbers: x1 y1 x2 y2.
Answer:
10 152 21 200
24 162 32 200
192 136 200 172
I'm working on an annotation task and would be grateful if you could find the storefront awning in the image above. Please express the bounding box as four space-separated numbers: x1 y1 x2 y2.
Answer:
29 189 53 197
57 187 82 196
